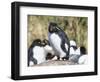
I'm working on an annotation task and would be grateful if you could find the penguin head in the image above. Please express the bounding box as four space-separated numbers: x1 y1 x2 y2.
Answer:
49 22 60 33
42 39 52 51
30 39 42 48
34 39 41 43
80 46 87 55
42 39 50 46
70 40 77 50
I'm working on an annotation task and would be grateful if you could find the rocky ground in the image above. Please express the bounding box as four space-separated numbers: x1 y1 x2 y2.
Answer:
31 60 78 67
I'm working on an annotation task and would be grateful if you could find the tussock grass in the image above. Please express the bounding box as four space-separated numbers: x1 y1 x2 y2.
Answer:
27 15 88 52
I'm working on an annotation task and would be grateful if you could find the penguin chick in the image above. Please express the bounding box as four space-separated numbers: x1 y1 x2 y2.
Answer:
75 46 87 55
78 55 87 64
69 46 87 64
69 40 77 55
42 39 55 60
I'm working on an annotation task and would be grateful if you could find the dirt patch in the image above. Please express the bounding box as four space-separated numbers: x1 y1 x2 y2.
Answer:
31 60 77 67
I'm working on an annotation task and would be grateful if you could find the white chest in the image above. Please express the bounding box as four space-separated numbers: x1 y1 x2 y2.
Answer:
69 47 76 55
49 33 61 51
33 46 46 64
49 33 66 57
74 47 81 55
78 55 87 64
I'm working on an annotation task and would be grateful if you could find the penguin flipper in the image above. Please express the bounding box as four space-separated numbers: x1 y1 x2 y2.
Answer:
58 31 70 59
28 47 37 66
58 31 69 52
58 31 70 46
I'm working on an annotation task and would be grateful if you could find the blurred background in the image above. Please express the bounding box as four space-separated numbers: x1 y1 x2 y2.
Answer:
27 15 88 52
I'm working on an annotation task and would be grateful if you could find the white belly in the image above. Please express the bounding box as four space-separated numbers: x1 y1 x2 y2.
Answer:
75 47 81 55
33 46 46 64
49 33 66 57
78 55 87 64
69 47 76 55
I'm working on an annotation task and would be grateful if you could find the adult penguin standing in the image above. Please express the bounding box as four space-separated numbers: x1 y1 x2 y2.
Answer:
48 22 70 60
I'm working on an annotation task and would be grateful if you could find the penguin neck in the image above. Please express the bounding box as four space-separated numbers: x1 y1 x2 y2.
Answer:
49 31 58 34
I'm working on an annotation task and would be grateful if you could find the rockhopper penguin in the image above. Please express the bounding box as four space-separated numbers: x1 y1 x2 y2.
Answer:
28 39 54 66
48 22 70 60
